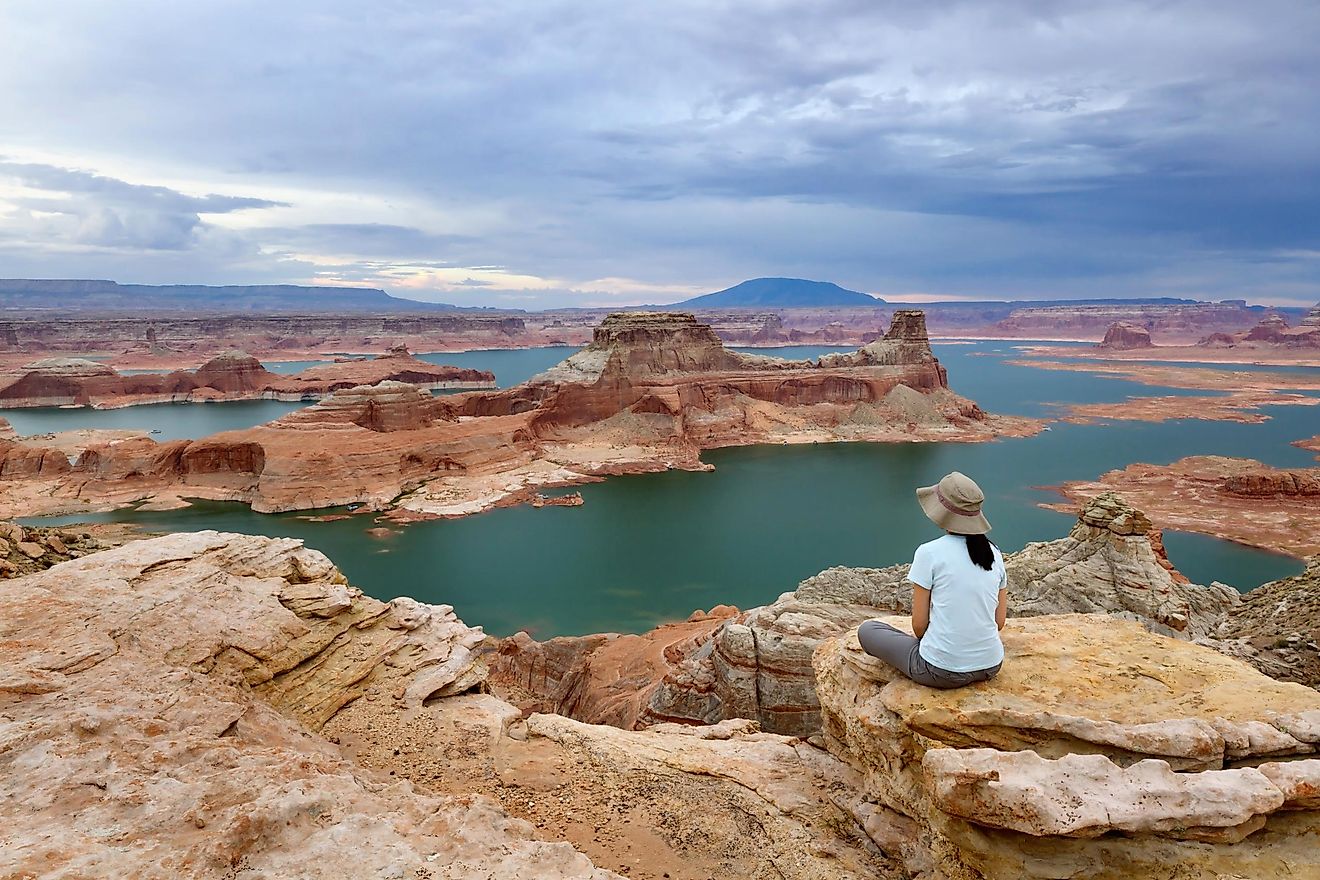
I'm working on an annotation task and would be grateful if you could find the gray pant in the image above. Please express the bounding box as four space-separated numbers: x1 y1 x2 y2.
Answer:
857 620 1001 689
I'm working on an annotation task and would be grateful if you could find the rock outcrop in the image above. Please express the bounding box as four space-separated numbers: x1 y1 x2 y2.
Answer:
0 347 495 408
1097 321 1154 349
489 608 738 729
0 521 108 578
0 531 624 879
0 310 1039 519
1008 492 1238 638
1209 557 1320 688
1244 314 1291 342
1050 455 1320 558
813 615 1320 879
2 531 915 879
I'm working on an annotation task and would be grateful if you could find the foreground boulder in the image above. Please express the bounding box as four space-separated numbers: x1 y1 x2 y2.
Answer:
814 615 1320 879
0 531 616 879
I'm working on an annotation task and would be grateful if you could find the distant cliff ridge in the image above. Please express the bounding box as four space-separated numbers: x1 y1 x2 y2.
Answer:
0 279 457 312
677 277 883 308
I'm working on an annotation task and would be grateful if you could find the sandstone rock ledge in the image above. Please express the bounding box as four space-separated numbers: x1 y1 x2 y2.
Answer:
0 531 611 879
813 616 1320 880
0 531 903 880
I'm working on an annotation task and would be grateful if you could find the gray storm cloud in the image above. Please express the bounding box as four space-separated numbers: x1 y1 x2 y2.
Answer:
0 0 1317 305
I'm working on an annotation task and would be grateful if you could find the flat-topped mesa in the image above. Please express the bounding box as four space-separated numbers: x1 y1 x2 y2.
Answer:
292 346 495 388
0 357 120 406
275 381 452 433
536 312 749 384
1244 314 1290 343
1097 321 1153 349
1303 301 1320 328
189 350 281 392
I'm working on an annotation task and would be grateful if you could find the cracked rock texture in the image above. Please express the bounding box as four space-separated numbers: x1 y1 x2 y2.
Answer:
0 531 614 880
814 615 1320 880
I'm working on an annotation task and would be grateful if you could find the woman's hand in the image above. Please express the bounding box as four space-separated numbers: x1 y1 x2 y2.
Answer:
996 588 1008 631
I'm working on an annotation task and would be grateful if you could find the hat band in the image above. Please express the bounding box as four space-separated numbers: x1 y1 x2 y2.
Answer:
936 486 980 517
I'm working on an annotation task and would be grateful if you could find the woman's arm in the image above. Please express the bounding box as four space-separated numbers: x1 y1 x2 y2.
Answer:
995 588 1008 631
912 584 931 638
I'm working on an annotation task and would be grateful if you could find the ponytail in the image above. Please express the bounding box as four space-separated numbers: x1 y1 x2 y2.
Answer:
961 533 995 571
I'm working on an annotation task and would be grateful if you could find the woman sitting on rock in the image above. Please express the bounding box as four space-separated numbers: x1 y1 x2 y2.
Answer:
858 471 1007 688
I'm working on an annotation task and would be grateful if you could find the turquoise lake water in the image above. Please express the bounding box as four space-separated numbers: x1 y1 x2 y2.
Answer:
11 341 1314 637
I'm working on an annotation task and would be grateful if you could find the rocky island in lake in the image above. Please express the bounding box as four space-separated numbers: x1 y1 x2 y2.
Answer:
0 309 1039 518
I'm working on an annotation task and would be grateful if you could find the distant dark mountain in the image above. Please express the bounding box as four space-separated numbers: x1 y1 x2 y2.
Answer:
0 279 459 313
676 278 883 308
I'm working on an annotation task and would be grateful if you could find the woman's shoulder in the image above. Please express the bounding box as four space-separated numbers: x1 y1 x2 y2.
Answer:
917 534 958 554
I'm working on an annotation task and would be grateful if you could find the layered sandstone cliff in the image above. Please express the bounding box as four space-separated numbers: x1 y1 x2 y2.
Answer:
0 310 1037 519
1096 321 1153 349
813 618 1320 879
0 531 618 879
1050 455 1320 558
0 346 495 408
7 526 1320 879
0 531 907 880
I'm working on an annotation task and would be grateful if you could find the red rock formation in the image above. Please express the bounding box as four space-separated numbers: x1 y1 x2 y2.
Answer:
1097 322 1153 349
0 311 1038 518
1244 314 1290 343
1221 469 1320 497
488 608 737 729
1048 455 1320 558
189 350 282 392
0 347 494 408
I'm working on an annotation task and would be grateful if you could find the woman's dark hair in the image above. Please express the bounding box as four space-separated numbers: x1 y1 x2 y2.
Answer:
955 533 996 571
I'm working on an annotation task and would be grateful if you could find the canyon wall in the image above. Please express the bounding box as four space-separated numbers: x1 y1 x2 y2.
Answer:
0 347 494 408
0 310 1038 519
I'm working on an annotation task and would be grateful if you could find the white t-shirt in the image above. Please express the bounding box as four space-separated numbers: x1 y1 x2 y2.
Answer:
908 534 1006 673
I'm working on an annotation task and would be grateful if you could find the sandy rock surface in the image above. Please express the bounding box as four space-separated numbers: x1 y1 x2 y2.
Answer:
814 615 1320 879
0 531 620 880
634 494 1241 736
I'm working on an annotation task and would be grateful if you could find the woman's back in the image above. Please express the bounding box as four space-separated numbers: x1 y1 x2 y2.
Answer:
909 534 1005 672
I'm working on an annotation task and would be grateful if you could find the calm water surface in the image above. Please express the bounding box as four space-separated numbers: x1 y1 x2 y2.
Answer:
16 341 1313 636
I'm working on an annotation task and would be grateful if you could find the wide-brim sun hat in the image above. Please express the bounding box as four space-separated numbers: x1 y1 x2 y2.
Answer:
916 471 991 534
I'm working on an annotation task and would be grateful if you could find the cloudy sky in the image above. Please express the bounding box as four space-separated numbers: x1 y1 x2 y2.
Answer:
1 1 1317 308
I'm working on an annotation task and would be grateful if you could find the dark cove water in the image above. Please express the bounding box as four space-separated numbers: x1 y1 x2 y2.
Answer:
13 342 1312 637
